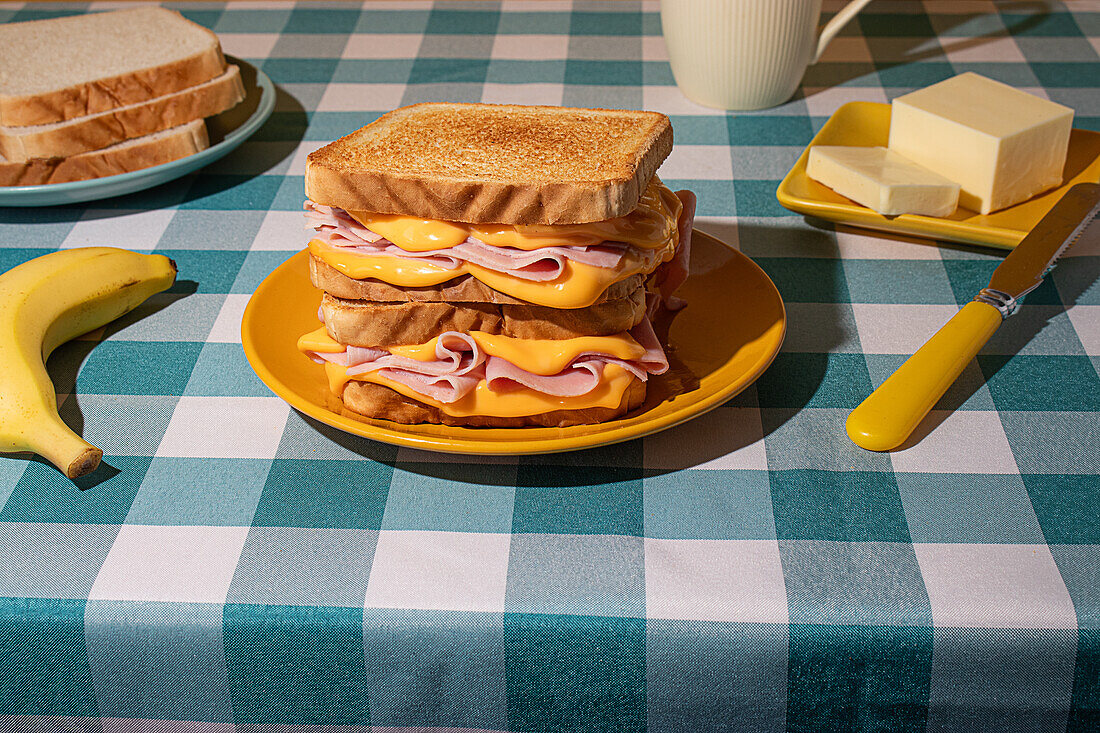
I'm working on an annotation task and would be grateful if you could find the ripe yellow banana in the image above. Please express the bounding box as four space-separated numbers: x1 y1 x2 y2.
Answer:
0 247 177 479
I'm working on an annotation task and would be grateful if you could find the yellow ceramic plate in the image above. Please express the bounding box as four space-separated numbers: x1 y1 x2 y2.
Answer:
776 101 1100 250
241 232 786 455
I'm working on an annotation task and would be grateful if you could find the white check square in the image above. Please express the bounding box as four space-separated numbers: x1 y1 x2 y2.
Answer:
645 538 787 623
217 33 279 60
252 210 312 251
343 33 424 59
803 85 888 117
207 294 252 344
316 83 407 112
851 304 960 355
480 83 564 106
659 144 733 181
491 34 569 60
890 410 1019 474
156 396 289 459
61 209 175 251
89 524 249 604
1067 305 1100 356
943 35 1026 63
365 530 511 613
913 543 1076 629
833 226 945 259
642 86 727 116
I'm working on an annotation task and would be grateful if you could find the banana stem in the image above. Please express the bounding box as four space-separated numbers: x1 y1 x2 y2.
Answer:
28 420 103 479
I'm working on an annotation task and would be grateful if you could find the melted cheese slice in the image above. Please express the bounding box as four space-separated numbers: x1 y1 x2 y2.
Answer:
309 238 653 309
299 327 640 417
347 179 682 252
325 361 634 418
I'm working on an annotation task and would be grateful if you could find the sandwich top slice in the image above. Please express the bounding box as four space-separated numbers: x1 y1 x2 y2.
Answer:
0 7 227 128
298 102 695 427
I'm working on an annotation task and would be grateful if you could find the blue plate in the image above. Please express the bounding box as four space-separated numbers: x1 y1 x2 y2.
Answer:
0 57 275 207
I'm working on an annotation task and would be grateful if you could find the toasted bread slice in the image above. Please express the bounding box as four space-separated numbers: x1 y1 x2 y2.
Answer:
0 120 209 186
339 377 646 428
321 287 645 347
0 8 226 128
306 103 673 225
0 66 243 163
309 253 644 306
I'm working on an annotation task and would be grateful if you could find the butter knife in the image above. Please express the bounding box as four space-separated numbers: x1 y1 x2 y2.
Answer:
847 182 1100 451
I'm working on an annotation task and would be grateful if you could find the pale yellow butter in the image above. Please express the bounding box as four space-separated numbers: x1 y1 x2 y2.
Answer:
807 145 960 217
888 73 1073 214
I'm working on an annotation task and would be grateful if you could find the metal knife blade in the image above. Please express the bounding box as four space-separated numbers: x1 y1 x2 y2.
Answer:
985 182 1100 305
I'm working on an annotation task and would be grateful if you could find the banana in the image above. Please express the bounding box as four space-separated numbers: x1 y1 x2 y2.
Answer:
0 247 176 479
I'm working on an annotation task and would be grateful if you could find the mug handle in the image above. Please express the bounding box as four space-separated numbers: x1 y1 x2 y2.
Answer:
812 0 875 64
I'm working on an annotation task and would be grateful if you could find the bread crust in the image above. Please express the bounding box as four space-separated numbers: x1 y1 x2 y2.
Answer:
0 66 243 162
305 103 673 225
340 377 646 427
0 8 226 127
320 287 645 346
0 120 209 186
309 253 644 306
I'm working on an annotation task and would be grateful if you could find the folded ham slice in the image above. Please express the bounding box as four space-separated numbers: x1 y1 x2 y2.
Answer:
305 320 669 404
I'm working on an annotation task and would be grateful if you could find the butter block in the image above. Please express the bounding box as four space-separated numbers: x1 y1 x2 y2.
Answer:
807 145 960 217
888 72 1073 214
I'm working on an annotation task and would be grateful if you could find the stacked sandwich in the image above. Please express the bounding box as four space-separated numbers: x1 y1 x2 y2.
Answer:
297 103 696 428
0 7 244 186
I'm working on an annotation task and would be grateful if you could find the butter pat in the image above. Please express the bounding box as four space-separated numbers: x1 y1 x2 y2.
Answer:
888 73 1073 214
807 145 960 217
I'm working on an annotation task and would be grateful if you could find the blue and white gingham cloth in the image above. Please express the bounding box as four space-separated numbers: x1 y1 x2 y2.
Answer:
0 1 1099 731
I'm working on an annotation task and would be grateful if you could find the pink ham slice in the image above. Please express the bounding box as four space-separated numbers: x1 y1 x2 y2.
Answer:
302 320 670 404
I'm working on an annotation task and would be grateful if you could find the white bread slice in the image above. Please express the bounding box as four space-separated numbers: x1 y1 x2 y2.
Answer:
305 103 673 225
0 120 209 187
0 7 226 128
0 66 244 163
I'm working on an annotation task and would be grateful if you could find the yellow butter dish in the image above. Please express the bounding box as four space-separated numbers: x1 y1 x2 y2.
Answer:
777 101 1100 249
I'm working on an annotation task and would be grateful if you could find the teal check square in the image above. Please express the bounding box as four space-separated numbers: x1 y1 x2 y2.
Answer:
756 353 874 410
0 456 151 525
425 9 500 35
498 12 570 34
61 341 202 397
896 473 1046 543
262 58 340 84
161 249 248 294
842 260 956 304
1070 628 1100 732
332 59 414 83
223 604 371 726
504 613 646 733
180 174 283 211
753 258 851 303
734 180 792 217
231 251 297 294
382 463 516 534
771 470 910 542
947 62 1041 87
355 9 429 33
214 9 289 33
513 467 642 536
1024 474 1100 544
1031 62 1100 87
570 11 642 36
728 115 814 146
129 457 271 526
668 115 729 145
659 179 735 217
979 355 1100 411
250 111 310 143
308 112 379 141
1002 11 1086 36
408 57 491 84
253 459 392 529
786 623 932 733
284 8 361 34
0 598 99 717
176 9 221 29
564 60 641 86
184 343 273 397
486 60 566 84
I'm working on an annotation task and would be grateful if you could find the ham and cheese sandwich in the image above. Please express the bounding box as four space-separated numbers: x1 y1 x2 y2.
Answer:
297 103 696 427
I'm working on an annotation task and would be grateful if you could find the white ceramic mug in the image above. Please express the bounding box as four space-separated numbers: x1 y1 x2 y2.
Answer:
660 0 874 111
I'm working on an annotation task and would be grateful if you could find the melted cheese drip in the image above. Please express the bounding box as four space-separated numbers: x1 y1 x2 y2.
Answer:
298 327 639 417
309 239 653 309
347 179 682 252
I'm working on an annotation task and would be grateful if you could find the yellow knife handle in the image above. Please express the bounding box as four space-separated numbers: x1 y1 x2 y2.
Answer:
846 300 1003 451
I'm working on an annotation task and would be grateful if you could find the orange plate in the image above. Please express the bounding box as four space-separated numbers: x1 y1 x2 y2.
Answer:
776 101 1100 250
241 231 786 455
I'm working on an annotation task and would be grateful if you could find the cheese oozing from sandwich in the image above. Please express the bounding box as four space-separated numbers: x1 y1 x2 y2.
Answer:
298 320 669 418
305 179 684 309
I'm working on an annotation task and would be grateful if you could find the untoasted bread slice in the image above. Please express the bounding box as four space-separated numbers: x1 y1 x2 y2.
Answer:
0 7 226 128
0 66 243 163
321 287 645 347
309 254 644 306
0 120 209 186
340 377 646 428
306 103 673 225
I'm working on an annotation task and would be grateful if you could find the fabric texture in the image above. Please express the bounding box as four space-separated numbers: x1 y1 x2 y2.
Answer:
0 0 1098 731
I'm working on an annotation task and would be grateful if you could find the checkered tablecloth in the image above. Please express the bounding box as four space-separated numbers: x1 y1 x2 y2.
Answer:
1 1 1098 731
